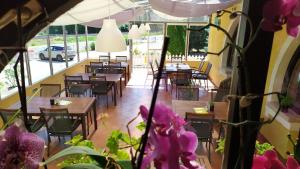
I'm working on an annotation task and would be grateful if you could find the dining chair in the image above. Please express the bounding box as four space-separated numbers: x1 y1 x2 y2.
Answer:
116 56 127 62
177 86 199 101
107 62 123 74
192 62 212 89
90 62 104 73
64 75 89 97
170 69 193 96
99 55 110 63
89 75 114 107
185 112 214 162
40 107 81 156
40 84 61 97
0 108 44 133
149 61 168 91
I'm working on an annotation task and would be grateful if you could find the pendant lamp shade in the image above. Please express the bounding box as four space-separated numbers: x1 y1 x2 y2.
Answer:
96 19 126 52
128 24 141 39
145 23 151 31
139 23 147 34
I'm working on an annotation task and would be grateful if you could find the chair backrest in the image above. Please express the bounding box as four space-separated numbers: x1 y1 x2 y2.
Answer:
40 107 73 132
99 55 110 62
202 62 212 76
40 84 61 97
106 62 123 74
64 76 83 95
116 56 127 62
154 59 160 69
197 61 205 73
0 108 19 123
90 62 104 73
176 69 192 80
149 61 155 75
85 65 92 73
185 112 214 140
212 77 232 102
177 86 199 101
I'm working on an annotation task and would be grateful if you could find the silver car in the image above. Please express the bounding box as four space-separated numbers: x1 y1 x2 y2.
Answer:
39 46 76 62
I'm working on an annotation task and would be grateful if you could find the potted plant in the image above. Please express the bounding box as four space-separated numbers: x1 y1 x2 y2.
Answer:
279 94 293 113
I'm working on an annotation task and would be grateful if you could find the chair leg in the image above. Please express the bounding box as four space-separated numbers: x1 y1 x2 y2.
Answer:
47 135 51 157
208 141 211 162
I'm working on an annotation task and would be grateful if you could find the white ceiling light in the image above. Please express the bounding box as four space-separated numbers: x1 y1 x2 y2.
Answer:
128 24 141 39
139 23 147 35
95 19 126 52
145 23 151 31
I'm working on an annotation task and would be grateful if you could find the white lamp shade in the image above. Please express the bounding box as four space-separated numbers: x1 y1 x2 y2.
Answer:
128 25 141 39
96 19 126 52
145 23 151 31
139 23 147 34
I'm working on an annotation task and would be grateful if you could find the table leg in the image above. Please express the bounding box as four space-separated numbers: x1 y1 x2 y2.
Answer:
124 68 127 84
114 83 117 106
119 77 122 97
93 100 97 130
81 116 87 139
127 65 130 81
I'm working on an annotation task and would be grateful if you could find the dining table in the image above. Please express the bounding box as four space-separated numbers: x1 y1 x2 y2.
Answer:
165 63 191 72
172 100 229 121
9 97 97 139
76 72 123 106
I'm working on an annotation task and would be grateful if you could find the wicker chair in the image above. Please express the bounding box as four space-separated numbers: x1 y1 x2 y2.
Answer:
65 76 90 97
40 84 61 97
185 112 214 161
89 75 114 107
0 108 44 132
40 107 81 156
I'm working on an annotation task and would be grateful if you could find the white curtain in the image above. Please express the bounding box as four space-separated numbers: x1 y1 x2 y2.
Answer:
149 0 240 17
51 0 135 25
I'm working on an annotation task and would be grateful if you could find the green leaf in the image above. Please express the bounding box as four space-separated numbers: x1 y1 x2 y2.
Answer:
62 163 103 169
65 135 83 146
41 146 104 166
116 150 130 160
117 160 133 169
136 122 146 131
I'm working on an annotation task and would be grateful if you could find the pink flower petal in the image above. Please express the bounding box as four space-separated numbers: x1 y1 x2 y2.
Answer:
252 155 269 169
179 131 198 153
20 133 45 169
286 156 300 169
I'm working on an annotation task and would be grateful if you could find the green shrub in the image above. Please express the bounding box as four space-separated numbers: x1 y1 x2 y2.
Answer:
90 42 95 51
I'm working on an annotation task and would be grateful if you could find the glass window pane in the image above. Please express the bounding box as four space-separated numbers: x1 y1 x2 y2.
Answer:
167 25 187 61
188 25 209 61
50 33 67 74
0 55 29 98
27 35 51 83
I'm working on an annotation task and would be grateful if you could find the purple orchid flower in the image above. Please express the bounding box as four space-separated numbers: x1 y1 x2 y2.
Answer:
140 103 204 169
262 0 300 37
0 125 45 169
252 149 300 169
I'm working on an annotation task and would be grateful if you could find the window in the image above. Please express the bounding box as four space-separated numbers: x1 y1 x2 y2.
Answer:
27 35 51 83
283 51 300 112
0 55 29 99
188 25 209 61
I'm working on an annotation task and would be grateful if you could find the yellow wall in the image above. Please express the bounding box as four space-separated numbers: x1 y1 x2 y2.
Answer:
206 3 242 86
261 25 300 158
0 59 89 108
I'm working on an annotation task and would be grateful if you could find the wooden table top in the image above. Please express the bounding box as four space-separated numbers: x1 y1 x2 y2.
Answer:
165 63 191 72
172 100 229 121
9 97 96 116
76 73 122 82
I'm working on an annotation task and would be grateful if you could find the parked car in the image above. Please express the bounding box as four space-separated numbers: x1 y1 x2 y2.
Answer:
39 46 76 61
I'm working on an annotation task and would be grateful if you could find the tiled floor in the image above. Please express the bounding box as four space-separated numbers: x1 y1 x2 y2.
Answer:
43 68 222 169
